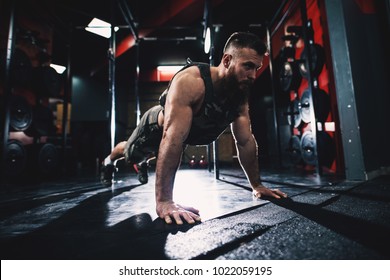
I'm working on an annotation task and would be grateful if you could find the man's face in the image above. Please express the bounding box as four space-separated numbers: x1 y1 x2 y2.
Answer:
227 47 263 97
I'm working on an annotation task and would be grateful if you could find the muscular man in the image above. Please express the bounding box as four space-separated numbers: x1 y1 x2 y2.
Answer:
101 32 287 225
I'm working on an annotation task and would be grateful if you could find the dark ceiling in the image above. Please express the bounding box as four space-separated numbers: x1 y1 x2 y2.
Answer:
7 0 285 81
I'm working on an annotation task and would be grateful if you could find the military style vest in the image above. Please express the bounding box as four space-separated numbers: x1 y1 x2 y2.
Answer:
159 61 240 145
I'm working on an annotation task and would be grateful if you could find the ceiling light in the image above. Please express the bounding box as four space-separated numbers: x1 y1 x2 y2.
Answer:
204 27 211 54
50 63 66 74
85 18 119 38
157 66 183 72
156 65 183 82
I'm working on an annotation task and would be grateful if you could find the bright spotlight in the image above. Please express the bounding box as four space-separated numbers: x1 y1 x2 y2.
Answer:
204 27 211 54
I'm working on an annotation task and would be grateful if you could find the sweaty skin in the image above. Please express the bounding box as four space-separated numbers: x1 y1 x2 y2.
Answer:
155 47 287 225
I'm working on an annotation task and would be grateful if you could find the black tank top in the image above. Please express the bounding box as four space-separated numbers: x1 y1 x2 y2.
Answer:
159 61 240 145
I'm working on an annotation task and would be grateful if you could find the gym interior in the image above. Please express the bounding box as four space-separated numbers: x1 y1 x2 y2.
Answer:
1 0 390 260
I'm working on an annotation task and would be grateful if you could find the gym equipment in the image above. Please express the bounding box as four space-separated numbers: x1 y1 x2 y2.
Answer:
9 95 33 131
300 88 330 123
127 213 153 231
37 143 59 175
0 48 33 86
281 33 300 45
279 61 302 92
286 25 303 37
287 135 302 165
198 155 208 168
299 43 325 78
189 155 197 168
5 140 27 177
300 130 335 168
25 143 59 176
300 131 316 166
279 45 296 62
286 98 302 128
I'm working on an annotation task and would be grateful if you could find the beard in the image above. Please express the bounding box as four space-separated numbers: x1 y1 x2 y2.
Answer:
224 73 253 106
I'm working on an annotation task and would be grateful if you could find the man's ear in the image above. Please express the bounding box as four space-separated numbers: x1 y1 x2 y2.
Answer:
222 54 231 68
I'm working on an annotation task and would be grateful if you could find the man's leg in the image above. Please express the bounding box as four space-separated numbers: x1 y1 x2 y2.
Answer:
123 105 163 184
100 141 126 185
101 105 163 185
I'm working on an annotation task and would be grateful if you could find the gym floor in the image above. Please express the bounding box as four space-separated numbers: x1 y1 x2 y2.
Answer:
1 165 389 260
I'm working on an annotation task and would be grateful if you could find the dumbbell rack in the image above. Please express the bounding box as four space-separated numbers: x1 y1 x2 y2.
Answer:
273 0 333 175
301 1 318 174
1 7 63 181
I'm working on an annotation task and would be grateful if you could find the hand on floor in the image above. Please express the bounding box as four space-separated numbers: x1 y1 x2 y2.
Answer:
252 184 288 199
157 201 201 225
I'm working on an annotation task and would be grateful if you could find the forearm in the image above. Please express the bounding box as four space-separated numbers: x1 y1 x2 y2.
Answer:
236 134 262 188
155 136 183 203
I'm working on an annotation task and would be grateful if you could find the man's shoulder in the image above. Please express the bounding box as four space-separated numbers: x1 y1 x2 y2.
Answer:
172 65 204 87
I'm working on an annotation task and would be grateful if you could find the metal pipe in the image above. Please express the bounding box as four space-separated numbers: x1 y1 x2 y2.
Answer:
1 0 15 179
118 0 139 41
203 0 210 39
204 0 219 179
211 28 219 181
266 26 283 168
264 0 299 168
109 0 116 150
135 41 141 125
300 0 321 175
61 24 72 172
117 0 140 125
270 0 299 37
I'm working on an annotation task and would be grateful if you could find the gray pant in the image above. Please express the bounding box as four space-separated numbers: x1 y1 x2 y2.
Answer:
124 105 163 164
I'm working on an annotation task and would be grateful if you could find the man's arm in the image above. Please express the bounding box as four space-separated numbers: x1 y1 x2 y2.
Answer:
231 104 287 199
155 71 203 225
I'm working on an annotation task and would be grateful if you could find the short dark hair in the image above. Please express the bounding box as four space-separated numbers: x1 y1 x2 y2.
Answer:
223 31 267 56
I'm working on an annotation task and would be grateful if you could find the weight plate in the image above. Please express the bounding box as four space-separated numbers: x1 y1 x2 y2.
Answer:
287 98 302 128
300 131 317 166
288 135 302 164
299 43 325 78
0 48 33 86
300 89 311 123
38 143 59 175
5 140 26 177
9 95 33 131
279 46 296 62
279 61 302 92
300 88 330 123
300 130 336 167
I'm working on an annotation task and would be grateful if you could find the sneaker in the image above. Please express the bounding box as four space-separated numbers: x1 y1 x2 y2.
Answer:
100 163 117 186
133 162 148 184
